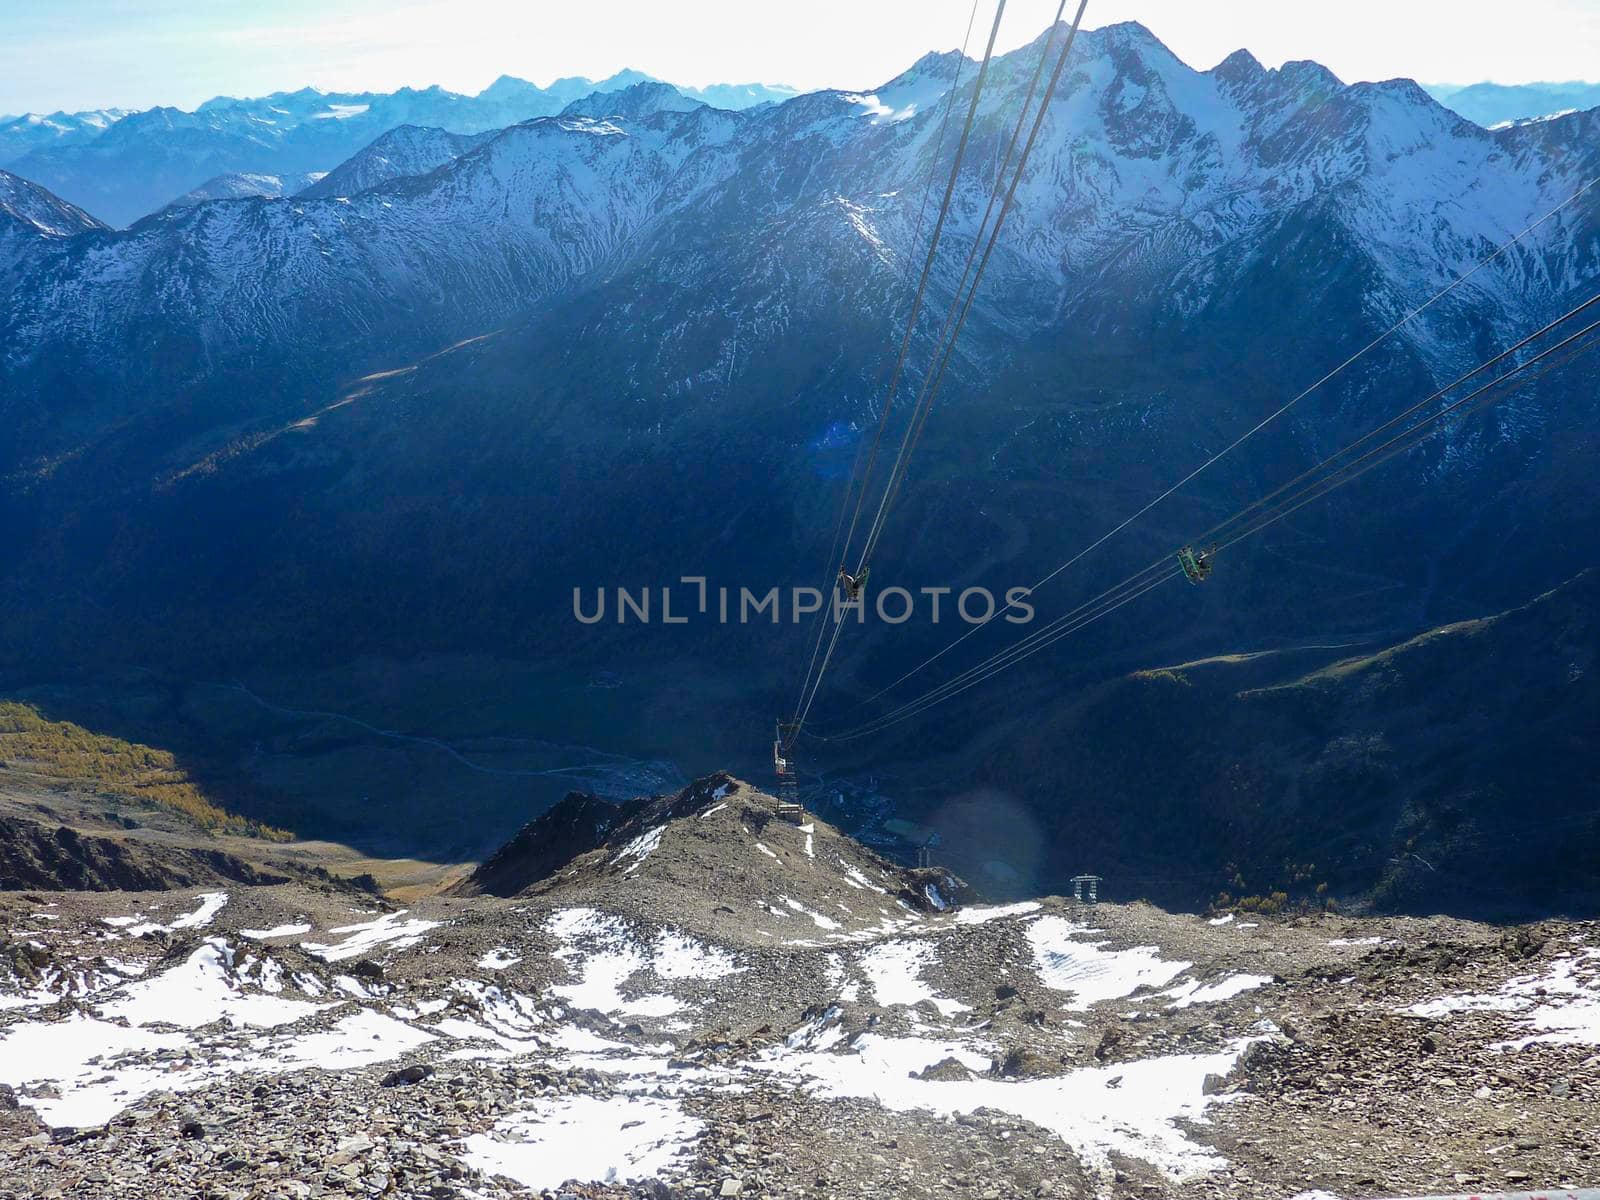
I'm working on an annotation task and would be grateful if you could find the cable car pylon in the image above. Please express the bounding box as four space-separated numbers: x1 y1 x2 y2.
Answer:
773 720 804 821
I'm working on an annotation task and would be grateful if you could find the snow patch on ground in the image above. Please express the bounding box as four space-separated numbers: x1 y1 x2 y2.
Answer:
253 1008 434 1074
651 932 742 980
463 1095 700 1188
759 1028 1245 1179
839 862 888 893
105 892 230 938
1027 916 1191 1010
0 1012 191 1127
954 901 1041 925
301 910 442 962
546 908 739 1016
1162 974 1274 1010
103 939 322 1029
240 921 312 940
0 951 430 1127
1405 948 1600 1048
611 825 665 874
547 909 678 1016
779 896 841 931
478 947 522 970
859 940 970 1015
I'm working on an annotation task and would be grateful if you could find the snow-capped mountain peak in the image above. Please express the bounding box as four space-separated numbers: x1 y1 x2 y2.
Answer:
559 81 705 122
0 168 107 238
298 125 494 199
846 49 971 125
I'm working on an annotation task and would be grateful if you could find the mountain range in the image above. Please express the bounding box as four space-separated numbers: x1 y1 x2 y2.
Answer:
0 107 130 168
2 62 1594 229
1425 79 1600 128
0 72 796 226
1 20 1597 907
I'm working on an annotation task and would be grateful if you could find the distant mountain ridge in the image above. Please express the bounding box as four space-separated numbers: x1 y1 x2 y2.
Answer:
0 73 797 226
0 107 130 167
167 170 327 208
1426 80 1600 128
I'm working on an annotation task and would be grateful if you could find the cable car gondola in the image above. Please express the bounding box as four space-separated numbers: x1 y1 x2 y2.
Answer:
1176 544 1216 585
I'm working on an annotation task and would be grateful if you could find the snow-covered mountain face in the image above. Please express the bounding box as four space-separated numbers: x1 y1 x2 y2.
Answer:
559 81 707 121
297 126 493 199
6 21 1597 460
0 168 107 290
0 169 106 239
1 104 749 411
166 170 327 208
3 75 794 227
1 21 1598 727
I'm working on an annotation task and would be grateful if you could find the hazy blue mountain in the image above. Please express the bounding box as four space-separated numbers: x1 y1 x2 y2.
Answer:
680 81 801 109
0 167 107 287
1425 80 1600 127
0 167 107 238
558 81 705 120
0 107 130 167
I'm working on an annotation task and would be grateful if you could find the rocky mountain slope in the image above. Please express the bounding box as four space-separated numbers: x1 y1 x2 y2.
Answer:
0 775 1594 1198
0 814 295 893
901 568 1600 914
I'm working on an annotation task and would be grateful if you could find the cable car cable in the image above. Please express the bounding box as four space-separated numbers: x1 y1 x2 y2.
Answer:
858 0 1089 571
791 1 1090 747
821 303 1600 739
791 10 982 730
788 0 1012 738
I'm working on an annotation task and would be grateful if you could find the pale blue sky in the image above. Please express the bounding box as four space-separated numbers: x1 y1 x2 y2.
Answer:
3 0 1597 115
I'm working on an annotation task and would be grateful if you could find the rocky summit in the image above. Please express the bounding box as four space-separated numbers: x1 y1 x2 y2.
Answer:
0 775 1593 1199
